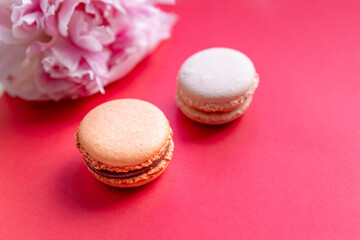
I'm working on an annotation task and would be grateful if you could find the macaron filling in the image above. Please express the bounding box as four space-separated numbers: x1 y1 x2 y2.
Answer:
85 147 168 179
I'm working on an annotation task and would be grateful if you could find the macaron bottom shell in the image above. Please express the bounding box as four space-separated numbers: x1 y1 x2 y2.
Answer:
85 139 174 188
176 95 253 125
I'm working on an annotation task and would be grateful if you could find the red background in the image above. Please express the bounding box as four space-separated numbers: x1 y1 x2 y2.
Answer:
1 0 360 239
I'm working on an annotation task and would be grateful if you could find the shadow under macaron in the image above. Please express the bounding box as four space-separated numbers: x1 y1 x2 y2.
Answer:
54 157 162 211
174 107 244 142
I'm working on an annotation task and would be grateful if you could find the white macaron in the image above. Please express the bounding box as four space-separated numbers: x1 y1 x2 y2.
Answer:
176 47 259 125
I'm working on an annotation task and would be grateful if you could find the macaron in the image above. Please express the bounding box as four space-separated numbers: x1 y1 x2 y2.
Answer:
176 48 259 125
75 99 174 188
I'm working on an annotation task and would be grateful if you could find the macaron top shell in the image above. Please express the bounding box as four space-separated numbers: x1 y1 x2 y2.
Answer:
77 99 170 168
177 48 256 103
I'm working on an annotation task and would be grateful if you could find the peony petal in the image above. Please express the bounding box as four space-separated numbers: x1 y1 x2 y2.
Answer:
47 37 82 72
22 11 42 25
0 52 46 101
68 10 103 51
91 0 125 13
95 75 105 94
83 50 110 77
0 2 21 43
8 0 45 41
40 0 63 13
57 0 85 37
153 0 176 4
0 42 26 80
91 26 115 46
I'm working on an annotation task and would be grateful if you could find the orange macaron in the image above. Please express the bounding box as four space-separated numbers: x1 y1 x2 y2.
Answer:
75 99 174 188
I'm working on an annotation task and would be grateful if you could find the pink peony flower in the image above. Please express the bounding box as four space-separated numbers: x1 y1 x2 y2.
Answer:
0 0 175 100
